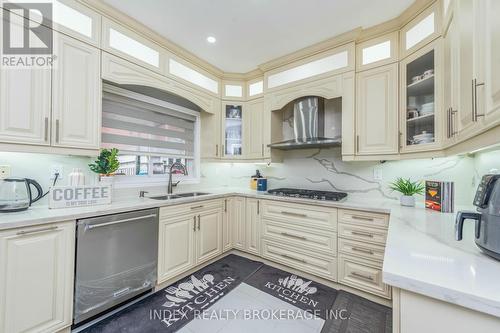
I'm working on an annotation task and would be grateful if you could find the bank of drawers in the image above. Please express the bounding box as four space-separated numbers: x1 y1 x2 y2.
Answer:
337 209 391 299
260 200 338 281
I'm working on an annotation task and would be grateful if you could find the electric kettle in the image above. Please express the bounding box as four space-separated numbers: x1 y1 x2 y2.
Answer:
0 178 44 212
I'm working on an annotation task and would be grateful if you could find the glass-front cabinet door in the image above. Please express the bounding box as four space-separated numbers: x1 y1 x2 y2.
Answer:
400 40 441 152
222 103 244 158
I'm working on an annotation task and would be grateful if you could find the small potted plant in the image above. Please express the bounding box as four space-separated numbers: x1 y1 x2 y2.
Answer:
389 177 425 207
89 148 120 184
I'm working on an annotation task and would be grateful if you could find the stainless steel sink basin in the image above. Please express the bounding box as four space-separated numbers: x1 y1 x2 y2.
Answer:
149 195 182 200
176 192 211 197
148 192 211 200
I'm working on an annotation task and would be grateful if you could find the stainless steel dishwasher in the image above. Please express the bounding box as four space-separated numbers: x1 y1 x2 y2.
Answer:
73 208 159 325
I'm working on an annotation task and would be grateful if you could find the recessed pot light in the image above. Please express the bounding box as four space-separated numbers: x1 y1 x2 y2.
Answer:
207 36 217 44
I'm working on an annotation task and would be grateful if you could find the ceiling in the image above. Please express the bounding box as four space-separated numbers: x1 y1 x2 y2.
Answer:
103 0 415 73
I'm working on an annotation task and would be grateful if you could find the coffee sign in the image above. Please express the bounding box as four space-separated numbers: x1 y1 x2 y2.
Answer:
49 185 112 209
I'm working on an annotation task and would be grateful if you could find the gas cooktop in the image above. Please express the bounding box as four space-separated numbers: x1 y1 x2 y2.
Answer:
267 188 348 201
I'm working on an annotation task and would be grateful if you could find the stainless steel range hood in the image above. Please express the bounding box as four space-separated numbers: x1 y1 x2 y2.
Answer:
268 96 341 150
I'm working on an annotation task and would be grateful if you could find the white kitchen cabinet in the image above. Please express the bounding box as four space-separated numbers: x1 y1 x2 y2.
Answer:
400 39 443 153
400 2 441 58
356 63 399 155
196 208 223 264
158 201 223 284
230 197 246 250
0 221 75 333
52 32 101 149
244 98 266 159
482 0 500 125
0 11 51 146
158 215 196 283
221 102 244 158
245 198 261 255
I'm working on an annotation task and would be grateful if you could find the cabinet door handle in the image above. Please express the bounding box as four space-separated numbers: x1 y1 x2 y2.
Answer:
222 144 225 157
351 231 374 238
197 215 200 230
190 205 204 210
216 144 219 157
351 215 374 222
451 109 458 136
398 132 403 149
351 247 374 255
474 78 485 121
55 119 60 143
44 117 49 142
351 272 374 281
281 232 307 241
224 199 227 212
356 135 360 153
282 254 307 264
257 200 260 215
280 211 307 218
447 107 451 138
17 225 58 236
193 216 196 232
261 143 264 157
472 79 475 122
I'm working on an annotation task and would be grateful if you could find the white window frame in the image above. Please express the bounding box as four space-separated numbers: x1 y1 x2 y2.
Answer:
102 84 201 189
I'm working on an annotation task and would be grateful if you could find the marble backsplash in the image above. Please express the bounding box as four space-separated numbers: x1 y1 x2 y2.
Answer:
1 147 499 206
198 148 479 205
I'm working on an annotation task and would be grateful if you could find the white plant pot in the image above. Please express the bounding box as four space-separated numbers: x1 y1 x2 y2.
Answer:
99 175 115 186
400 195 416 207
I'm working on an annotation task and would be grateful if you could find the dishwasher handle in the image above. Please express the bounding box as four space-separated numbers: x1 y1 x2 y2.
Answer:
84 214 157 230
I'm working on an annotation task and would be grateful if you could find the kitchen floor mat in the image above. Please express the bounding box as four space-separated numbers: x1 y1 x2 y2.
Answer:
320 290 392 333
80 254 263 333
244 264 338 320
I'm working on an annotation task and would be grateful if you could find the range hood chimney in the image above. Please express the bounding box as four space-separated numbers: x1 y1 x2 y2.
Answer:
268 96 341 150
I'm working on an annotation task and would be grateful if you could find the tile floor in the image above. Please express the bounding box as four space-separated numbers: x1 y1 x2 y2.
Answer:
178 283 324 333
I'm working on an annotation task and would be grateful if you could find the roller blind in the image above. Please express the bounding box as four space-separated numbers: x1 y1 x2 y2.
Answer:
101 91 197 158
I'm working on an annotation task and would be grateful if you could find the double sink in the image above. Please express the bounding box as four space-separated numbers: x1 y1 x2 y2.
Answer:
149 192 211 200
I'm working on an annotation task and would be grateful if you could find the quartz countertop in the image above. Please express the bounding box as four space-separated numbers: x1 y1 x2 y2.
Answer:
1 187 499 318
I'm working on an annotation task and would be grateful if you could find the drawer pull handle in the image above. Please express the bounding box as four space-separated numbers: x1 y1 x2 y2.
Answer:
351 231 374 238
282 254 307 264
352 247 374 255
351 272 374 281
352 215 374 221
190 205 204 210
17 225 58 235
281 232 307 241
280 211 307 218
193 216 196 231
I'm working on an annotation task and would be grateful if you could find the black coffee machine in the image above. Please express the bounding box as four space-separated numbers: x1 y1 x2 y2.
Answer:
456 174 500 260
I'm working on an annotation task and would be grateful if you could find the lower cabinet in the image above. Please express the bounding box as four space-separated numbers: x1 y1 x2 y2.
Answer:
0 221 75 333
337 209 391 299
245 198 261 255
229 196 246 250
158 201 223 284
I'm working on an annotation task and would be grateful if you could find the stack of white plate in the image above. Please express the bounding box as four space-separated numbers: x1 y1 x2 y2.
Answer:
413 131 434 144
420 102 434 115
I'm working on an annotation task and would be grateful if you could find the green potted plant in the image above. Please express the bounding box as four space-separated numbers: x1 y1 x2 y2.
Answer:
389 177 425 207
89 148 120 184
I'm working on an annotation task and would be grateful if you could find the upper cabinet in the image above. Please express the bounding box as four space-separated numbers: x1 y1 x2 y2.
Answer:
102 17 164 74
247 78 264 99
221 103 244 158
264 43 355 92
475 0 500 126
400 2 441 58
356 63 399 155
223 81 245 101
0 11 51 146
356 32 399 71
400 39 442 152
52 32 101 149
